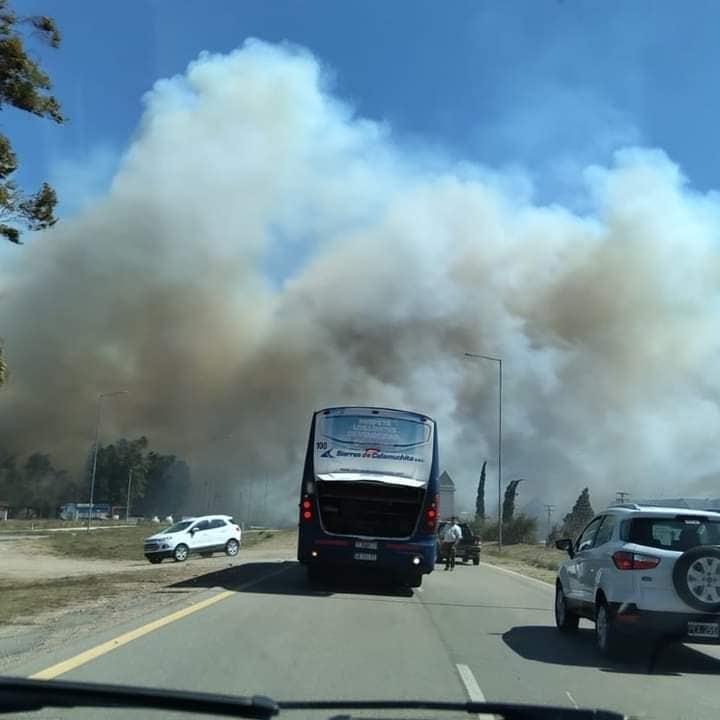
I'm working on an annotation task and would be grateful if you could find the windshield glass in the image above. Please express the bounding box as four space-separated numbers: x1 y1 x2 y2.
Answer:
161 520 193 534
3 3 720 719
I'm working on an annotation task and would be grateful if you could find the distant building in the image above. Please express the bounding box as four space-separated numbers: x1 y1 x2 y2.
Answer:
438 471 456 519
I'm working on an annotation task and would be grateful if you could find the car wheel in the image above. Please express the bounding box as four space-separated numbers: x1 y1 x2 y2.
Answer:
672 546 720 612
225 539 240 557
472 557 480 566
595 600 625 658
555 583 579 632
173 543 189 562
148 557 162 564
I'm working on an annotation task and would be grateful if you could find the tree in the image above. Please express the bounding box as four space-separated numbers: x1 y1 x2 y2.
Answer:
0 438 190 518
561 487 595 539
140 455 191 517
475 460 486 523
92 438 192 517
93 437 149 506
502 479 525 524
0 1 64 244
0 450 70 517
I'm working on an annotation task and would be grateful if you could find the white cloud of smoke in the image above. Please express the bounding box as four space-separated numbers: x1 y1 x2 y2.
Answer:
2 40 720 522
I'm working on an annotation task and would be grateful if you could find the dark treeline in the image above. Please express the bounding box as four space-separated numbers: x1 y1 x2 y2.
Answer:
0 437 191 518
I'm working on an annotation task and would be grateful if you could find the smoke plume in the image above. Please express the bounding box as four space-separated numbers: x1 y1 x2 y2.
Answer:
2 40 720 522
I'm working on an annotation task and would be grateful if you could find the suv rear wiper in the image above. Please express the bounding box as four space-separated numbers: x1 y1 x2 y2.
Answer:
280 700 623 719
0 677 278 718
0 678 625 720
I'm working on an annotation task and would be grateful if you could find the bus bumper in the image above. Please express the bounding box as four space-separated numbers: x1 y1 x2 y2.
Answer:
298 538 436 575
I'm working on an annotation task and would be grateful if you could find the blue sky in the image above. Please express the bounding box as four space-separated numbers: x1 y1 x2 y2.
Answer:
7 0 720 215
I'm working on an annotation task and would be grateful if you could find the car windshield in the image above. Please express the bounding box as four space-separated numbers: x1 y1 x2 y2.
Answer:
161 520 193 534
3 3 720 719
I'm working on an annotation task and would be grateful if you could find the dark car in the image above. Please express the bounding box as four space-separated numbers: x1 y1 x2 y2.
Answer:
436 521 481 565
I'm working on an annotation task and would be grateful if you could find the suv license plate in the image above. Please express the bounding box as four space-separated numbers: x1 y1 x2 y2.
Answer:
355 541 377 550
688 622 720 638
354 552 377 561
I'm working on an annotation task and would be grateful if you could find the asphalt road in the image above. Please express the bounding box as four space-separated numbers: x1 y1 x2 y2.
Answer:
7 555 720 720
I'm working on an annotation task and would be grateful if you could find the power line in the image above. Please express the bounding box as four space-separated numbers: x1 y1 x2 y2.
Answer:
615 491 631 503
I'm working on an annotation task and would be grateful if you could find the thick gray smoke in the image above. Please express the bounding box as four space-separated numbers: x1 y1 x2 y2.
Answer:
2 40 720 523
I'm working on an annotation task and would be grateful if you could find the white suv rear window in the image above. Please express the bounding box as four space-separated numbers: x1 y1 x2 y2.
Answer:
629 517 720 550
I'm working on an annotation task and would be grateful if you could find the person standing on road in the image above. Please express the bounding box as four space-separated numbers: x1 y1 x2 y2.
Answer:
442 517 462 571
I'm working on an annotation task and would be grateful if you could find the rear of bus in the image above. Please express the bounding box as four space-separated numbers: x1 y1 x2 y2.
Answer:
297 406 439 587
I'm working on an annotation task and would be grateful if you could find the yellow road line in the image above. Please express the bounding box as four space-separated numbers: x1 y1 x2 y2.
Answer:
30 590 235 680
30 562 293 681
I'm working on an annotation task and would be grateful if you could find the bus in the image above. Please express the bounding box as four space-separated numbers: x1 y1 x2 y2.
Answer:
297 406 439 587
58 503 111 520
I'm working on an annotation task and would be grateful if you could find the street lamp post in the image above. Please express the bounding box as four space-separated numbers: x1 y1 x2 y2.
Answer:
464 352 503 550
87 390 128 532
126 467 133 523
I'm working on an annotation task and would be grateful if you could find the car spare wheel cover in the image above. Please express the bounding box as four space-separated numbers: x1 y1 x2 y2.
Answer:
672 545 720 612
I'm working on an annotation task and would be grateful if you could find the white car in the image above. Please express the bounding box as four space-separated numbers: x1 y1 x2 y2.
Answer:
144 514 241 563
554 504 720 657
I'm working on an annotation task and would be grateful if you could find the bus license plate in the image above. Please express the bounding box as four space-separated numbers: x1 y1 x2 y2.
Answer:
688 622 720 638
354 552 377 561
355 541 378 550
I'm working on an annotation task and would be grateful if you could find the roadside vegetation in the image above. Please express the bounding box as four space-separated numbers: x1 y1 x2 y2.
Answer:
480 543 564 584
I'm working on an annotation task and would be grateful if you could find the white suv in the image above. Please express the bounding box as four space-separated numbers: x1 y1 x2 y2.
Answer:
144 514 241 563
554 504 720 657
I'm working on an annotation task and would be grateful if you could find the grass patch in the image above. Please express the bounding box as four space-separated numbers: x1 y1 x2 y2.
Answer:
480 543 565 584
0 574 131 624
46 525 154 561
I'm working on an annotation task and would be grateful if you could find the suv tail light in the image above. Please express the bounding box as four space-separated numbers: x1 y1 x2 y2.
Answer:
301 497 313 522
613 551 660 570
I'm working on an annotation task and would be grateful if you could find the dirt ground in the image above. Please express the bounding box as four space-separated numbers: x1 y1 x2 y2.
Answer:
0 537 149 580
0 529 299 673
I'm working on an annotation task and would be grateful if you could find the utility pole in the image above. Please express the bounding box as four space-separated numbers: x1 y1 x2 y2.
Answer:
615 491 631 504
126 467 133 522
544 504 556 546
262 477 269 527
87 390 128 532
246 477 254 528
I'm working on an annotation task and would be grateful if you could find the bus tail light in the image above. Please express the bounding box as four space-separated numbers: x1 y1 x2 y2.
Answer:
301 498 313 522
426 495 438 531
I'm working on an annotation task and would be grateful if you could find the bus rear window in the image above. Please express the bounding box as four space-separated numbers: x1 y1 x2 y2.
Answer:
320 414 431 449
314 410 434 482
